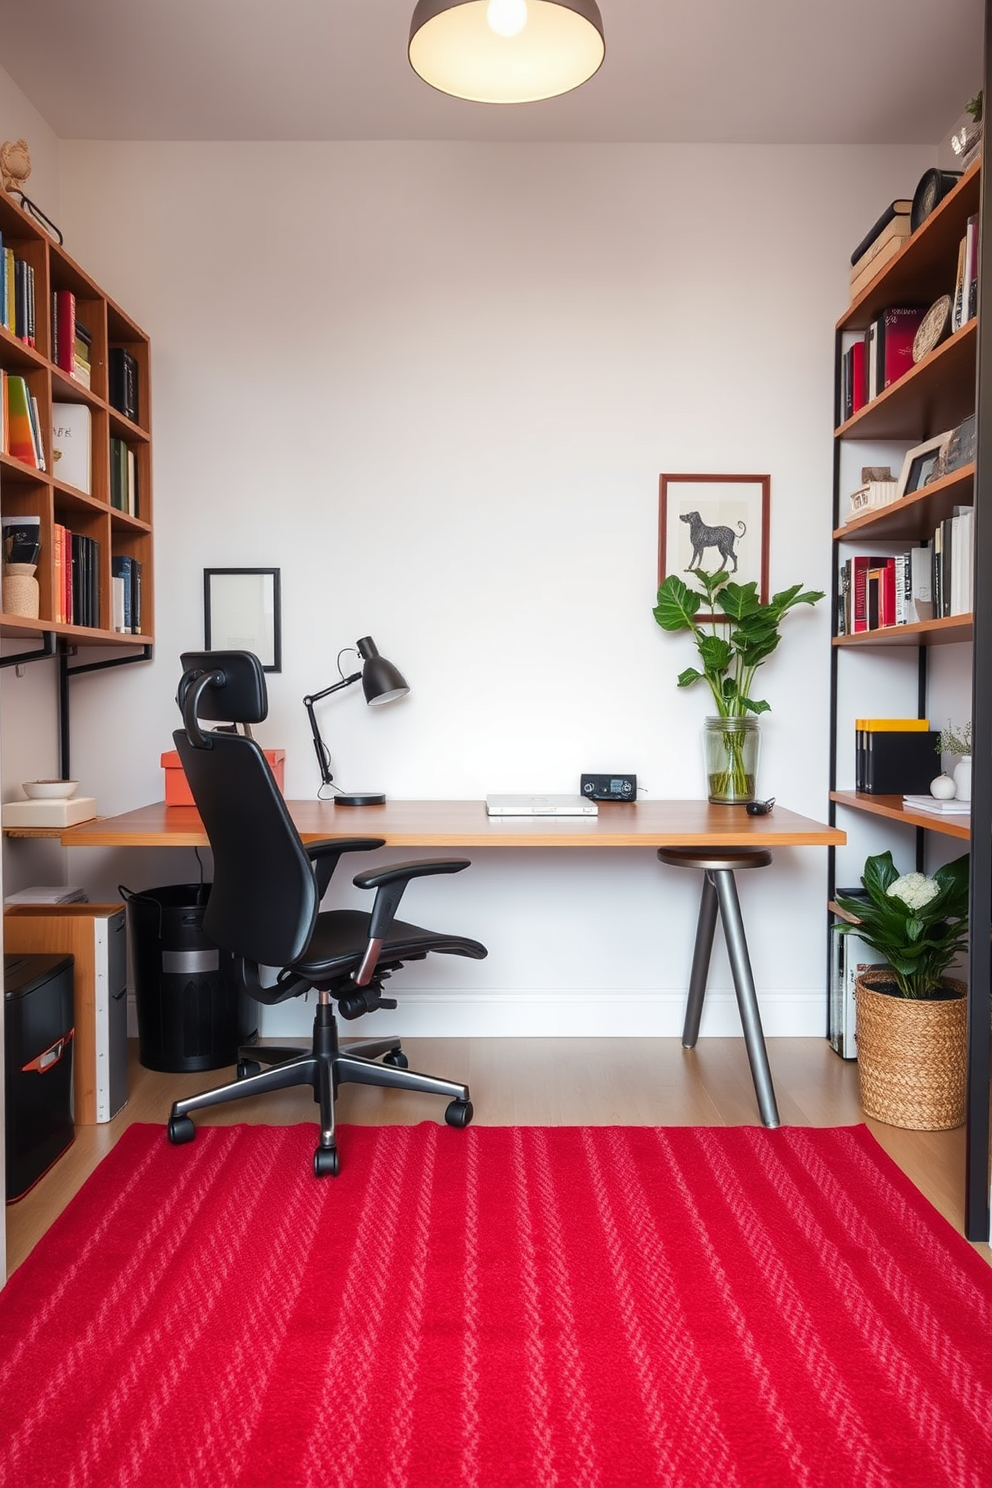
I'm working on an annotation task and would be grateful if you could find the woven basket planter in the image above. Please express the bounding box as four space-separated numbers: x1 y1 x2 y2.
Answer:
854 969 967 1131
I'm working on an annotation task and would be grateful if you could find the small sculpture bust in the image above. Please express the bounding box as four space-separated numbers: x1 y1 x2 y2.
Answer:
0 138 31 194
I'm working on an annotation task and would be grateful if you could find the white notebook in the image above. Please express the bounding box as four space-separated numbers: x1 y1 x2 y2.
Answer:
486 794 598 817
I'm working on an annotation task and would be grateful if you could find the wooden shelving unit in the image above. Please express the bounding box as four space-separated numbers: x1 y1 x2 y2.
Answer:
828 153 989 1239
0 189 152 648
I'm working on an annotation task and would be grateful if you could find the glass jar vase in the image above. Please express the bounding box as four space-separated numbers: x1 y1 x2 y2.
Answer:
703 716 760 804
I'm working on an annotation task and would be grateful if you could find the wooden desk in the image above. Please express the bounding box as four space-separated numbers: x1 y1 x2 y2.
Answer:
61 798 844 850
60 798 843 1129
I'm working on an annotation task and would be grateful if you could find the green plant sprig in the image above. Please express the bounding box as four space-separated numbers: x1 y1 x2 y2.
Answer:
938 720 972 756
652 569 824 718
835 850 970 999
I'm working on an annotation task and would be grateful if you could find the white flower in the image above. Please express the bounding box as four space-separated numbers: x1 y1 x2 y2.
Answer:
887 872 940 912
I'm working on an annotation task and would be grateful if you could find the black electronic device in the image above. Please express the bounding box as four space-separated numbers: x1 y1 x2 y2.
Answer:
745 797 776 816
580 773 636 802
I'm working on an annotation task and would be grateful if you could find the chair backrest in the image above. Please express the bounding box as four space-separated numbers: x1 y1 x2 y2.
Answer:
174 651 318 968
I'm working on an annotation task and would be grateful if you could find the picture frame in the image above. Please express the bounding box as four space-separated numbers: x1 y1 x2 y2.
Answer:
658 473 770 619
895 433 951 499
203 568 282 672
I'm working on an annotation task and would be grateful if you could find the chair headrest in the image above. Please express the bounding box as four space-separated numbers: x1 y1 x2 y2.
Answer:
177 651 268 744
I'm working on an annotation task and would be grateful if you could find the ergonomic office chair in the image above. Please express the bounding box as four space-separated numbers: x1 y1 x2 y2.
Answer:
166 650 487 1176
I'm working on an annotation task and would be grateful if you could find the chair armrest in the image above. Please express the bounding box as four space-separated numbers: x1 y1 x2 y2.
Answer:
306 836 385 898
353 858 471 950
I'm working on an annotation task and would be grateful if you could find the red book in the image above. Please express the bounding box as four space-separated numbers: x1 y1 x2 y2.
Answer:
53 289 76 376
850 555 875 633
850 338 867 415
875 305 927 392
868 558 897 628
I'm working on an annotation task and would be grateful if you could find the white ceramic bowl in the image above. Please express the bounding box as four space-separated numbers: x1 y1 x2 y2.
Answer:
22 780 79 800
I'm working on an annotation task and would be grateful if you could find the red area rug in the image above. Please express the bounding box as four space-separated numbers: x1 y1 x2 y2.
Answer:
2 1122 990 1488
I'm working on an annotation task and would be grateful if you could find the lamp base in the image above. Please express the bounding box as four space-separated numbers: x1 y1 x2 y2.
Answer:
334 791 386 807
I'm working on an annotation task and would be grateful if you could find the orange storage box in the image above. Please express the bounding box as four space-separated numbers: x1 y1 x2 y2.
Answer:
161 748 286 805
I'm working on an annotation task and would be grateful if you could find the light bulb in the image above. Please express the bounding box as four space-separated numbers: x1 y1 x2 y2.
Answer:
486 0 528 38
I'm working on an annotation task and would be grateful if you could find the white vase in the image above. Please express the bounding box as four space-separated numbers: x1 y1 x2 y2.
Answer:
953 757 972 803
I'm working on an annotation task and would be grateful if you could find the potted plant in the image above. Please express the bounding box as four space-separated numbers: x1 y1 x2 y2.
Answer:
938 719 972 803
651 568 824 802
835 850 970 1130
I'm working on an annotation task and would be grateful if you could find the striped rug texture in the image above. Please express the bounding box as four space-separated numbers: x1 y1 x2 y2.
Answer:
2 1122 990 1488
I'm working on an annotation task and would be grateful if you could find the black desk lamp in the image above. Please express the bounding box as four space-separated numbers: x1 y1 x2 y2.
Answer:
303 636 409 805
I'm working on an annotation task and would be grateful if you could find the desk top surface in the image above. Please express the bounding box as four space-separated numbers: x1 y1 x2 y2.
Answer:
60 798 844 850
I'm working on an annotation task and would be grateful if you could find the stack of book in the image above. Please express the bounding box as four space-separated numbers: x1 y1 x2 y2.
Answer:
950 213 979 332
52 289 92 387
902 793 970 816
849 200 913 301
111 555 143 634
109 436 138 516
3 374 46 469
855 718 940 794
837 514 973 636
0 236 36 344
51 524 101 628
109 348 139 422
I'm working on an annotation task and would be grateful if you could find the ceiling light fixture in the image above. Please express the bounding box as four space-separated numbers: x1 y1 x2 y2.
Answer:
408 0 605 105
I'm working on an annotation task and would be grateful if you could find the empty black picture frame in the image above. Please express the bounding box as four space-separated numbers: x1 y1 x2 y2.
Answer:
203 568 282 672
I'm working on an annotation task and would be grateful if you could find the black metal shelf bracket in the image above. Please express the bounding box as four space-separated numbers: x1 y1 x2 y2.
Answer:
0 632 57 670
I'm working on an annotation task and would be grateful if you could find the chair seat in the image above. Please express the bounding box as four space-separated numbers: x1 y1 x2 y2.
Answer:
296 909 487 982
657 847 773 872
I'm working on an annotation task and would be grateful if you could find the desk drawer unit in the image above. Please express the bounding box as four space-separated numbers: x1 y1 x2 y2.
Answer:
4 952 75 1201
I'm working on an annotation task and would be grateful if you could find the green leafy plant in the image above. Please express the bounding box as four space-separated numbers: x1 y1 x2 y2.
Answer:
938 720 972 756
966 91 983 123
652 568 824 718
835 851 969 999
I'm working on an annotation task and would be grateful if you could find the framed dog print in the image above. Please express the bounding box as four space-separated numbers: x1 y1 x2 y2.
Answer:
658 473 770 618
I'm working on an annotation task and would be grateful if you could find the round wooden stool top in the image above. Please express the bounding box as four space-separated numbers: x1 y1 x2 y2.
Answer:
656 847 773 873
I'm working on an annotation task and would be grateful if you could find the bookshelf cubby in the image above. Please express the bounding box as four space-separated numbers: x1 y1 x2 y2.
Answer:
0 188 152 648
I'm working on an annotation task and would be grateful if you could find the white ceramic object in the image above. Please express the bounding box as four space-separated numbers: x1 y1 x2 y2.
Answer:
953 757 972 803
929 774 957 800
22 779 79 800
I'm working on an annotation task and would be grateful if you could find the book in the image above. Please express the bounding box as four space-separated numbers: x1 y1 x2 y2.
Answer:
849 555 882 633
907 543 933 623
865 559 896 629
111 555 133 633
28 394 46 469
854 718 931 730
850 199 913 266
849 221 912 301
109 347 139 422
53 289 76 375
966 213 979 320
951 235 967 332
52 402 92 493
5 376 39 465
840 340 867 422
858 730 941 794
902 794 971 814
868 306 927 397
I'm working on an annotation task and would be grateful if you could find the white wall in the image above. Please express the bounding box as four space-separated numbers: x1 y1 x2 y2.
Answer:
5 129 938 1036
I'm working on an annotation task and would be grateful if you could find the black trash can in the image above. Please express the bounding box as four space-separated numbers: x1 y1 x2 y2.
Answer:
122 884 258 1073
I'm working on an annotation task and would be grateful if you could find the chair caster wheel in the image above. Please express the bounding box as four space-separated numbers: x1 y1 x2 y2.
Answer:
382 1049 409 1068
168 1115 196 1145
445 1099 473 1129
314 1146 340 1177
237 1059 261 1079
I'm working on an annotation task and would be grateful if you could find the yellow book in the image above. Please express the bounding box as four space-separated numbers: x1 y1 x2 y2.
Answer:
854 718 930 731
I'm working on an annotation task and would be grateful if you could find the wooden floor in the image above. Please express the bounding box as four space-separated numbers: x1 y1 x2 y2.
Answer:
6 1036 991 1277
